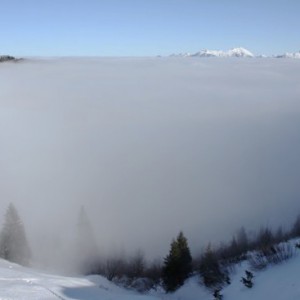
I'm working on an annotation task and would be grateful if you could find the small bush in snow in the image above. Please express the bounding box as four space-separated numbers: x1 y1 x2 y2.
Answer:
295 242 300 249
213 288 223 300
126 277 155 293
104 257 127 281
224 274 231 285
241 270 254 288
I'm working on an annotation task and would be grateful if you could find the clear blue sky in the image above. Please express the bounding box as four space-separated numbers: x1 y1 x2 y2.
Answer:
0 0 299 56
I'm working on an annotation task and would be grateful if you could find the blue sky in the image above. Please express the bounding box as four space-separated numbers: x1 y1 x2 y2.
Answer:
0 0 299 56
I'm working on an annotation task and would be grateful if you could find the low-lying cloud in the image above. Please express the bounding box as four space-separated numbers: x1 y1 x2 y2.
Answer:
0 57 300 270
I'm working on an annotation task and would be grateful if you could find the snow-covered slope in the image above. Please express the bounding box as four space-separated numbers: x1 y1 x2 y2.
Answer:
222 256 300 300
1 244 300 300
169 244 300 300
0 259 158 300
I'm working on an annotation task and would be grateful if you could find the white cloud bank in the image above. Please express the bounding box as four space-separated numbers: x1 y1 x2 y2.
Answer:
0 57 300 266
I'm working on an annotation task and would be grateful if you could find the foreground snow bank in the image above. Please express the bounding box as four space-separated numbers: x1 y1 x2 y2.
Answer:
0 259 157 300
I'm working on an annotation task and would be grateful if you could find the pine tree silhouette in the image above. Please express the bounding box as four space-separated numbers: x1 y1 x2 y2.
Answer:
0 203 31 266
199 244 225 288
75 206 99 274
162 231 192 292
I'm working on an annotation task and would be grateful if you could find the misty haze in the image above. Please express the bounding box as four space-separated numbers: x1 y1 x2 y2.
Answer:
1 57 300 273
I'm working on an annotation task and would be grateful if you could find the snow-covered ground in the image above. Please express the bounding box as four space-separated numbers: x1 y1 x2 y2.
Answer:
1 244 300 299
0 259 159 300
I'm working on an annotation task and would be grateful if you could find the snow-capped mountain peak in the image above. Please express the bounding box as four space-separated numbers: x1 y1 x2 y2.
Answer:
176 47 254 58
227 47 254 57
276 51 300 59
169 48 300 59
191 49 224 57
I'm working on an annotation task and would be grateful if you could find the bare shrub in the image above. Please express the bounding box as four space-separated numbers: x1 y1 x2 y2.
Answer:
99 254 162 292
248 242 295 270
127 250 146 279
105 257 127 281
144 259 162 286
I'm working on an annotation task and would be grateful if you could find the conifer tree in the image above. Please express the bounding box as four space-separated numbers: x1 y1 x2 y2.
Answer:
75 206 99 274
291 215 300 238
199 244 225 288
0 203 31 266
236 227 248 254
162 231 192 292
229 237 239 258
256 227 274 249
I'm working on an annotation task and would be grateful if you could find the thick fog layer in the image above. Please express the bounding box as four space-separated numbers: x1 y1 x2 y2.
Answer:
1 58 300 269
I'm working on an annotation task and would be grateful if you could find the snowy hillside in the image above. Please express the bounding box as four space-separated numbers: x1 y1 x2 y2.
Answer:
0 259 158 300
1 242 300 299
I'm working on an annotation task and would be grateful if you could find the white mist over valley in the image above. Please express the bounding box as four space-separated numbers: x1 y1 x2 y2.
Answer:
1 57 300 272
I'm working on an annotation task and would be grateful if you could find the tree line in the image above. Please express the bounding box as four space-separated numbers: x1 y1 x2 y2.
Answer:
1 202 300 294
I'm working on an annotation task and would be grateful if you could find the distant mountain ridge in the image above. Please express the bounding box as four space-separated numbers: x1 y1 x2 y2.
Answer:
192 47 254 58
170 48 300 59
0 55 16 62
276 51 300 59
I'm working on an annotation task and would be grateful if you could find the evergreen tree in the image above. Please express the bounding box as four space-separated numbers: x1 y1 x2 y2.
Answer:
228 237 239 259
75 206 99 274
236 226 248 254
256 227 274 249
0 203 31 266
275 226 284 243
199 244 225 288
291 215 300 238
162 231 192 292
